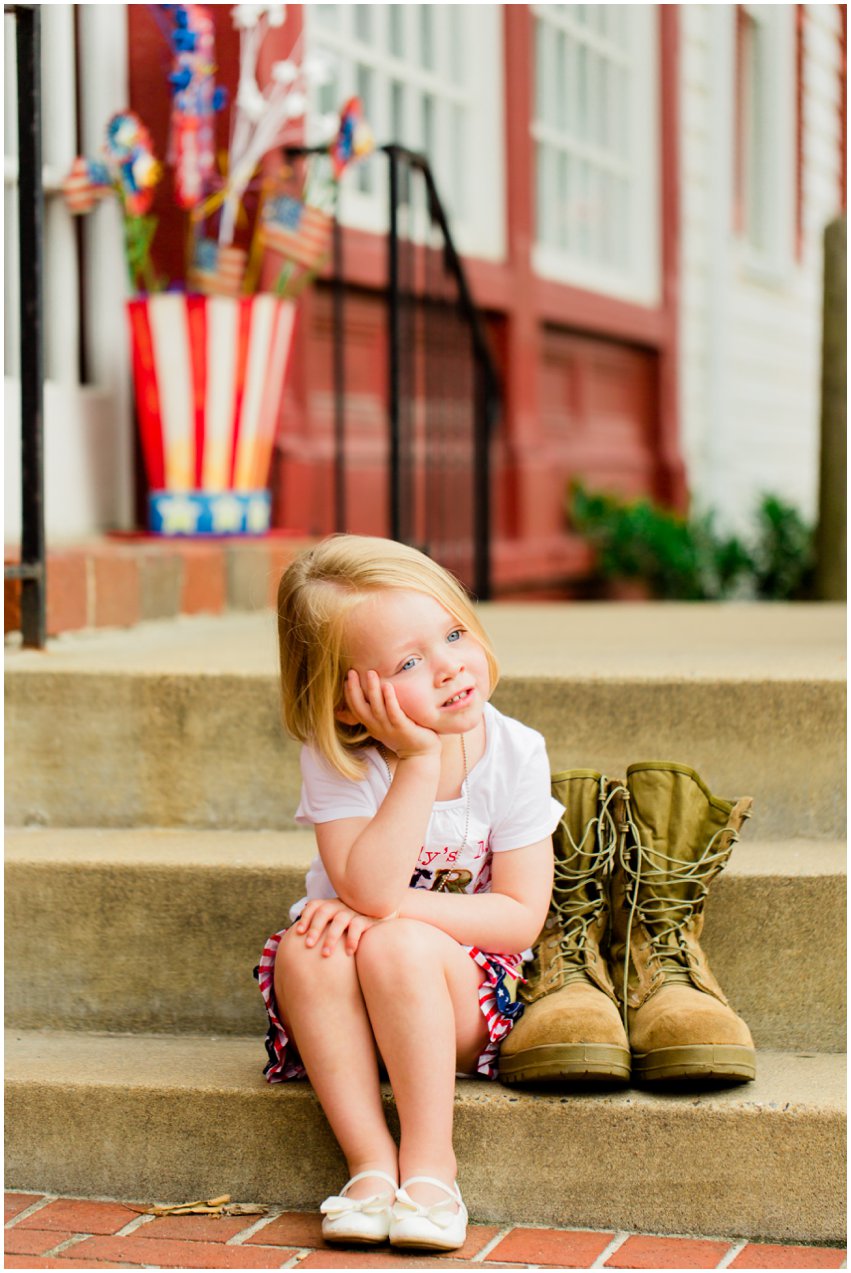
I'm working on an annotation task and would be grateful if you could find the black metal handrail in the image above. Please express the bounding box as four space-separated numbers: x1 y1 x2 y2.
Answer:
384 144 500 599
283 142 500 599
5 3 46 647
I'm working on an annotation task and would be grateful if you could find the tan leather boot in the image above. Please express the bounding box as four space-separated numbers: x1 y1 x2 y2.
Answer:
498 771 631 1085
609 762 755 1083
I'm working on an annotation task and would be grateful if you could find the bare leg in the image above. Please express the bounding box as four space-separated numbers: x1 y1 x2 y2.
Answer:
274 932 398 1197
354 919 488 1206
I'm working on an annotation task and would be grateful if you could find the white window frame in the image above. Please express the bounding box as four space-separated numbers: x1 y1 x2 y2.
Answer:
303 4 505 261
736 4 796 286
530 4 660 307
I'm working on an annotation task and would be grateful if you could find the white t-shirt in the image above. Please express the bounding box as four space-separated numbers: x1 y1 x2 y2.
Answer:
290 701 564 924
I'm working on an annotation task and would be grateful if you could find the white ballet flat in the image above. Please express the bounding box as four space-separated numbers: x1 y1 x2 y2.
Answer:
389 1175 468 1251
319 1169 397 1244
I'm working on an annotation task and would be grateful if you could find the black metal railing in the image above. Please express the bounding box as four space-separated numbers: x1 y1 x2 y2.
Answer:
5 3 46 647
384 145 500 599
284 143 500 599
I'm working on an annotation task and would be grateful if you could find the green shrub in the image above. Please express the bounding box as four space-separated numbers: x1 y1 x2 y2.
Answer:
751 494 814 599
568 483 812 601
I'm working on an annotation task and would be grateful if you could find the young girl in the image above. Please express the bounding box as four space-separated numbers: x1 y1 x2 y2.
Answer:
256 535 561 1252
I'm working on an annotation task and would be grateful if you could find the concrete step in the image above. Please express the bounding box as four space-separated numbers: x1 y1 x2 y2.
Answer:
5 1030 845 1243
5 606 846 838
5 828 845 1050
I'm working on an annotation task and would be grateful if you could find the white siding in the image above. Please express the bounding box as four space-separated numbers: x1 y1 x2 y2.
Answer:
679 3 843 536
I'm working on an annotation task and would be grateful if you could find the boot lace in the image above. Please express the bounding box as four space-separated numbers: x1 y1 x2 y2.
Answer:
613 785 745 1030
535 777 619 988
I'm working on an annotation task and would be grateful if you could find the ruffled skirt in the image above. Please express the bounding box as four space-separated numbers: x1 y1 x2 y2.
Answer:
254 925 526 1082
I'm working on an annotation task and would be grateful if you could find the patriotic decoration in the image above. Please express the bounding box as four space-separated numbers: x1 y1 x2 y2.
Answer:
218 4 305 248
62 114 161 223
62 157 112 216
127 292 296 533
163 5 227 209
104 112 162 217
60 6 376 535
149 489 271 536
63 112 162 290
188 239 247 297
332 97 375 178
258 195 332 271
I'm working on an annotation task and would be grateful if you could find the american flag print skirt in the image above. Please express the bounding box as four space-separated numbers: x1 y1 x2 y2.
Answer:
254 925 527 1083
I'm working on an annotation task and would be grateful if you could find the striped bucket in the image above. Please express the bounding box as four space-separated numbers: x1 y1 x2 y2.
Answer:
127 293 297 535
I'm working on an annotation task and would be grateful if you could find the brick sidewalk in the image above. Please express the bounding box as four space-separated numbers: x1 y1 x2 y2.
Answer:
4 1196 846 1270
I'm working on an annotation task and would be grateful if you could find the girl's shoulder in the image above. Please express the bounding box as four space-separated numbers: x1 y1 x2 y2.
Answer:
300 741 385 788
296 742 388 827
483 702 550 766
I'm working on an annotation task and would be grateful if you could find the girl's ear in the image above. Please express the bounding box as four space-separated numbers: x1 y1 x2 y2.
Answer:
334 705 358 725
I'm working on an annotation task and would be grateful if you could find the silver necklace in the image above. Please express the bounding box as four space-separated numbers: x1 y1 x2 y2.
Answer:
378 735 471 850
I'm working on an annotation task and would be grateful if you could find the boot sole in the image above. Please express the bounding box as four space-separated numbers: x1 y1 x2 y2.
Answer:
632 1044 756 1083
498 1043 631 1084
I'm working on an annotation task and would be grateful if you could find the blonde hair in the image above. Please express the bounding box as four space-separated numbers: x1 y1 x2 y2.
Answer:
277 534 500 780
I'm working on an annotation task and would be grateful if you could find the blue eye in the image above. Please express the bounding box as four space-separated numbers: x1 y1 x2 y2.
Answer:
447 629 464 643
399 657 417 672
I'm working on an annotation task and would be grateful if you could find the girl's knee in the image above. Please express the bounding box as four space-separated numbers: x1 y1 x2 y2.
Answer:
355 918 438 986
274 928 352 998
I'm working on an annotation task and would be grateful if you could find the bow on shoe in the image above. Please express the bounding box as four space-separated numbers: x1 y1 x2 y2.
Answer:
320 1192 391 1219
392 1189 457 1229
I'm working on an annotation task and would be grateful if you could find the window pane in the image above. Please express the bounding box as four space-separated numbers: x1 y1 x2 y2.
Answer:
317 66 339 129
420 6 434 70
354 5 372 43
565 35 577 137
554 29 568 131
536 141 555 245
391 79 405 141
599 57 611 151
356 64 375 193
422 92 435 163
615 175 629 268
615 67 629 159
448 7 464 85
535 18 550 125
577 159 591 257
588 167 602 262
451 101 466 221
564 152 577 251
389 5 404 57
577 43 589 136
557 150 569 250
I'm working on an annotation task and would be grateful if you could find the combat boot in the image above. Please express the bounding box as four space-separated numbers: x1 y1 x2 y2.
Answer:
498 770 631 1085
609 761 755 1083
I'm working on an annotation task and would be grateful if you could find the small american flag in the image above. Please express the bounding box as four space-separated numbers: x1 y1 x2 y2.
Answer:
63 156 111 216
188 240 246 297
259 195 332 271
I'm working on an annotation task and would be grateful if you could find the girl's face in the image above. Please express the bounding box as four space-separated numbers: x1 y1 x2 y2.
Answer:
340 589 491 734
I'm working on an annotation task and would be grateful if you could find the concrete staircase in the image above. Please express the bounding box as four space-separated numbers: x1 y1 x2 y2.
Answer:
5 603 847 1243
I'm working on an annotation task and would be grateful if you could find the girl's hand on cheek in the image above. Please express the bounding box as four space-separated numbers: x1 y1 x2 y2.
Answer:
345 670 440 760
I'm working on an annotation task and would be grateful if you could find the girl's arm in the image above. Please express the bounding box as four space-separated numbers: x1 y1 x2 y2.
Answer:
315 671 442 917
397 837 554 952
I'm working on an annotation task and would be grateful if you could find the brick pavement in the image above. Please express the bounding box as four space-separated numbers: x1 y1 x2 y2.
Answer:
4 1195 847 1270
